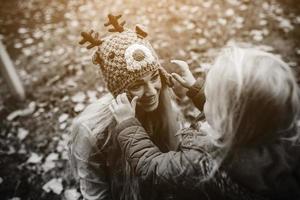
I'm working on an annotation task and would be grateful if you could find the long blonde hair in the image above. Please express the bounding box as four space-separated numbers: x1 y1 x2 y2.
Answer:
201 46 300 170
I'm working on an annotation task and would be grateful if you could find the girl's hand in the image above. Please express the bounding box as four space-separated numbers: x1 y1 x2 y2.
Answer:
109 93 138 124
171 60 196 89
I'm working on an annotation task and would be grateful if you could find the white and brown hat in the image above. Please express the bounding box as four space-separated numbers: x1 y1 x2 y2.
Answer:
79 14 172 96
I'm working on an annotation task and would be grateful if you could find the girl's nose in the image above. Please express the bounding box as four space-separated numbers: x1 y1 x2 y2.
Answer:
144 82 156 96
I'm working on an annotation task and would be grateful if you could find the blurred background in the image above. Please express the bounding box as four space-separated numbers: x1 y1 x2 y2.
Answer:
0 0 299 199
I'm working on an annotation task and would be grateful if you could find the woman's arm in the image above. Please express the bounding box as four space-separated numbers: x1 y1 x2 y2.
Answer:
70 124 112 200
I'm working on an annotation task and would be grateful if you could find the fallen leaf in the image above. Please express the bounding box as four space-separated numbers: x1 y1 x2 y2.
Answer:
58 113 69 123
7 102 36 121
56 139 68 153
277 17 294 32
97 86 106 93
60 122 67 130
218 18 227 26
17 128 29 141
71 92 86 103
18 27 28 34
74 103 85 112
42 161 56 172
24 38 34 45
46 153 59 161
62 96 70 101
14 43 23 49
87 90 98 103
295 16 300 24
7 146 16 155
259 19 268 26
66 79 77 88
64 188 81 200
9 197 21 200
225 8 234 17
288 62 297 67
61 150 69 160
42 178 63 195
27 153 43 164
18 144 27 154
253 34 263 41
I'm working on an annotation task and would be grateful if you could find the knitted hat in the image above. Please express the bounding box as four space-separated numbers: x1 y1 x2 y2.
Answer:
79 14 172 96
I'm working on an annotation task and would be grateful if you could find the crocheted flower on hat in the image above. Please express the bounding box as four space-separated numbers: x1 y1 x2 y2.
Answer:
124 43 155 71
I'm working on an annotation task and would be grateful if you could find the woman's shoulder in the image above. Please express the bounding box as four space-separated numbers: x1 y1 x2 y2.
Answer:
71 93 114 147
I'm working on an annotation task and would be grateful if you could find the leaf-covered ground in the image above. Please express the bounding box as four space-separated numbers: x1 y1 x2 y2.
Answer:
0 0 299 199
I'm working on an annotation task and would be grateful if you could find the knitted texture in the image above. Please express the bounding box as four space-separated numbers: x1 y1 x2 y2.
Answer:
92 29 164 96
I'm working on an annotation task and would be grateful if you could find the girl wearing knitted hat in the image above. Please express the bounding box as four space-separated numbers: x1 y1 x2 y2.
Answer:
110 47 300 199
69 14 183 200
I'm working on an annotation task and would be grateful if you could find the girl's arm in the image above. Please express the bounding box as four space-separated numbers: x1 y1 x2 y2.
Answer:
109 93 213 187
115 118 268 200
171 60 206 111
115 117 214 187
110 94 266 199
186 77 206 111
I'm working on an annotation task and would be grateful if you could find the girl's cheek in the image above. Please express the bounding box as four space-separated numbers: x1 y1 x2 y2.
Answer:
128 90 143 100
153 78 162 90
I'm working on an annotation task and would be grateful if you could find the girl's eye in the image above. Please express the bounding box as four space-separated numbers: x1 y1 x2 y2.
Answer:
129 84 142 91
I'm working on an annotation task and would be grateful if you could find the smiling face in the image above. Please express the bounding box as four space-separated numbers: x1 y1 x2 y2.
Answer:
127 70 162 112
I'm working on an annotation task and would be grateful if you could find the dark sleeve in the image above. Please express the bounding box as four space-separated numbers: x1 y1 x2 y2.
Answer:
115 118 214 188
115 119 267 199
70 124 112 200
186 77 206 111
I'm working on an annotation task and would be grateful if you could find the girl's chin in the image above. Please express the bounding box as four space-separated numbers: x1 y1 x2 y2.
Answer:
138 100 159 112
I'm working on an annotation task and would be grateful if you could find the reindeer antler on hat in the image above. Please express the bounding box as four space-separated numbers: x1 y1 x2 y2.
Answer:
135 24 148 38
79 30 102 49
104 14 126 33
79 14 149 50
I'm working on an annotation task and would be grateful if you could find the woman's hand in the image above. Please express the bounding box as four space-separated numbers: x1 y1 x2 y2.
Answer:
171 60 196 89
109 93 138 124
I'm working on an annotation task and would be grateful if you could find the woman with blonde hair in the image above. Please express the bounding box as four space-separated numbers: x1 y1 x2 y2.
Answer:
69 14 183 200
110 47 300 199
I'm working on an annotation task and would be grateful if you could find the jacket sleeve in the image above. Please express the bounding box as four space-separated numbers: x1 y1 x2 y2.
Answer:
186 77 206 111
115 118 214 188
115 119 268 200
70 123 112 200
